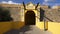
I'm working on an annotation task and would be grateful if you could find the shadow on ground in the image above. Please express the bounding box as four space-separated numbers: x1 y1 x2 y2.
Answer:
4 25 32 34
4 25 52 34
4 29 20 34
19 25 34 34
38 29 52 34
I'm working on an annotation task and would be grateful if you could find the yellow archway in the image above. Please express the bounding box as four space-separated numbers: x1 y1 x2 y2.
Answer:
25 10 35 25
24 10 38 25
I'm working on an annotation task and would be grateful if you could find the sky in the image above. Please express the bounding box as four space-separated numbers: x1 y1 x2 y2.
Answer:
0 0 60 6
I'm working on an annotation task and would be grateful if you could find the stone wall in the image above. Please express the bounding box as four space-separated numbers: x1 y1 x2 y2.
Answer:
0 4 23 21
0 4 60 22
44 9 60 22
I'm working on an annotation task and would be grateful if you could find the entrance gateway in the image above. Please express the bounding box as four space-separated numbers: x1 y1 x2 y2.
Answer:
23 2 40 25
25 10 35 25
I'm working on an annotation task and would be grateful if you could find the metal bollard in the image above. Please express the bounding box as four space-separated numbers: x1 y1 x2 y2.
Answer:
44 21 48 31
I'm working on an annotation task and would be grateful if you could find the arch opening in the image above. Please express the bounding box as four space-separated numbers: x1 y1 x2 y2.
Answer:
25 10 35 25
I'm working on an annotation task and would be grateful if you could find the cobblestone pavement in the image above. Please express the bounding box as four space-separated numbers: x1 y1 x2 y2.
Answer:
4 25 52 34
19 25 52 34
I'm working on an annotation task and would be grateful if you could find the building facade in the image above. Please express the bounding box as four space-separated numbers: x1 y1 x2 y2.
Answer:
0 2 60 24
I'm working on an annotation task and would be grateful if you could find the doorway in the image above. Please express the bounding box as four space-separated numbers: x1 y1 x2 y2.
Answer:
25 10 35 25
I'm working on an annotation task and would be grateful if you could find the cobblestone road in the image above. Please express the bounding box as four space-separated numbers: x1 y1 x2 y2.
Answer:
4 25 52 34
19 25 52 34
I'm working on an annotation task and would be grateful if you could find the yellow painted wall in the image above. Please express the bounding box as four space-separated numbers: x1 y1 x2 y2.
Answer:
25 10 37 15
48 22 60 34
13 21 25 29
36 22 44 29
36 22 60 34
0 21 25 34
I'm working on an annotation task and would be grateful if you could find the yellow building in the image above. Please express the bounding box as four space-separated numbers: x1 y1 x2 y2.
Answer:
0 2 60 34
0 2 60 22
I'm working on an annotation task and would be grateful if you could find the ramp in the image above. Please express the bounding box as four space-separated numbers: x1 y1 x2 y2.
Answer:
19 25 52 34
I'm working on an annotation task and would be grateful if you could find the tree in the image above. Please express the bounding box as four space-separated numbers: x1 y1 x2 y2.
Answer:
0 7 13 22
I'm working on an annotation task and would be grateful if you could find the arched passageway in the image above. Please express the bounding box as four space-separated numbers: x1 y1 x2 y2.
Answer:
25 10 35 25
